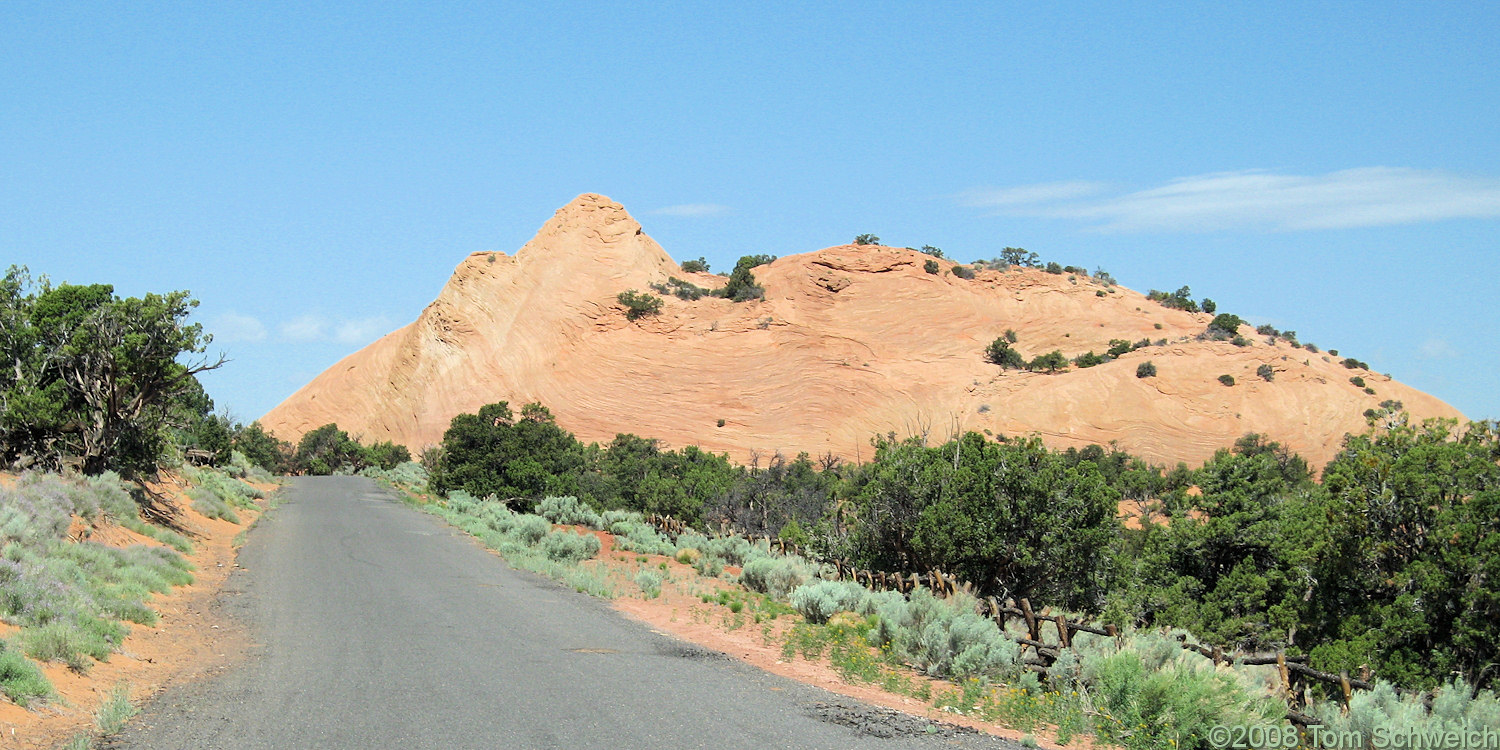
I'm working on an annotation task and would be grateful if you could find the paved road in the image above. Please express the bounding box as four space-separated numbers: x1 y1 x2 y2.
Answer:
116 477 1018 750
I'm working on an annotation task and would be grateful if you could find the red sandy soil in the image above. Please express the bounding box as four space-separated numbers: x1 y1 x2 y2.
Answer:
0 472 276 748
264 193 1463 472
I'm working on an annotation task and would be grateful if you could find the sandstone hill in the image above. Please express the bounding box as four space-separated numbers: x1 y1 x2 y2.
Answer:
261 193 1463 470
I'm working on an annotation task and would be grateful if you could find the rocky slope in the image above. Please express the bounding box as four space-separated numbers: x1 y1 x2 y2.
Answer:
261 193 1463 469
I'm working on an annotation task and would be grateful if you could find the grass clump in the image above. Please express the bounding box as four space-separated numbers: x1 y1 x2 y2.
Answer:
96 682 139 734
187 487 240 523
21 620 122 671
0 473 197 683
0 638 53 707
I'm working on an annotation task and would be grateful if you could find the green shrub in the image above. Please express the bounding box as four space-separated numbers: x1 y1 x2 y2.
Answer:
0 640 52 707
1206 313 1244 339
1136 361 1158 378
539 529 601 563
1350 376 1366 388
1218 374 1236 387
1073 351 1104 368
634 569 663 598
1062 631 1286 749
507 514 552 546
650 277 715 301
698 535 766 566
601 509 644 529
985 339 1026 369
536 495 603 529
866 589 1021 681
853 234 880 245
924 259 939 274
680 257 710 273
1107 339 1136 358
789 580 872 624
740 556 813 599
1027 350 1068 373
1045 262 1064 274
1147 286 1199 312
610 521 675 556
1257 364 1275 382
617 290 663 320
693 554 725 577
1307 679 1500 747
952 265 976 280
362 460 428 488
721 255 771 302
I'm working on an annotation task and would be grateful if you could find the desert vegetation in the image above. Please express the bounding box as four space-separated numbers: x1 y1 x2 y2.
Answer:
649 255 776 303
616 289 664 320
0 464 267 710
0 265 282 737
420 398 1500 699
0 266 225 476
385 402 1500 747
986 335 1155 375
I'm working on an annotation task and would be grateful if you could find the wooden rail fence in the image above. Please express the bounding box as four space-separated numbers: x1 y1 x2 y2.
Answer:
644 514 1421 718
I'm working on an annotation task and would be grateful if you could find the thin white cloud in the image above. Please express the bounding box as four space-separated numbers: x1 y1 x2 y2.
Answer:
208 312 267 343
649 203 731 217
1419 337 1460 360
960 180 1108 208
276 314 391 344
966 168 1500 232
279 314 328 342
334 316 392 345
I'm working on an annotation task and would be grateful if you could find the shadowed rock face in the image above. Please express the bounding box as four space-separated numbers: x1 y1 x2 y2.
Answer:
262 193 1463 469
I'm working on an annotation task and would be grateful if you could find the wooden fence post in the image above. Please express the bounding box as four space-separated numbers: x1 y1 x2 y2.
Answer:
1020 598 1040 642
1340 671 1353 711
1277 653 1291 699
1056 613 1072 648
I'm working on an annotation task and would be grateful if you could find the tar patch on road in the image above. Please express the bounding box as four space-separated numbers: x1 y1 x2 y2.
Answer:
657 642 733 661
808 700 980 739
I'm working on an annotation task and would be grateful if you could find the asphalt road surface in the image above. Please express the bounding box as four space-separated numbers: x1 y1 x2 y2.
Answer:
115 477 1020 750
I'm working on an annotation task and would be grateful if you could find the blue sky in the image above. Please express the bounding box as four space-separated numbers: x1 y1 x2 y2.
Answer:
3 2 1498 423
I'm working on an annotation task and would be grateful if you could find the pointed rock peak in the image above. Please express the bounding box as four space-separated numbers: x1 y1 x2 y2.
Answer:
543 192 636 230
516 193 658 261
561 192 624 213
